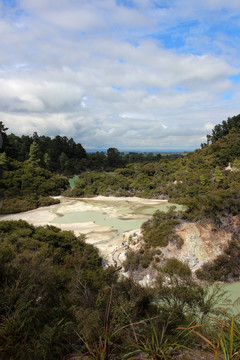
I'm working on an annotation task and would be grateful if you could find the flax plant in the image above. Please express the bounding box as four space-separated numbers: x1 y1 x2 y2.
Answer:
75 287 136 360
180 314 240 360
126 319 185 360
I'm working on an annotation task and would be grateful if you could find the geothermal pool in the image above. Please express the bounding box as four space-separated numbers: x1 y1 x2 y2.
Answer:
0 196 181 264
1 195 239 310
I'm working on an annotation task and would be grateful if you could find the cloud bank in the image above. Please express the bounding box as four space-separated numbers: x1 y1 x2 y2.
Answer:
1 0 240 149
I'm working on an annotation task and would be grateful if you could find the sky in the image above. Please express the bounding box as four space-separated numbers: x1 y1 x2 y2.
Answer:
1 0 240 150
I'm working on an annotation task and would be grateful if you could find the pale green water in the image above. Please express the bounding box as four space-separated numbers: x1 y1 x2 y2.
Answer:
134 203 183 215
52 198 182 240
69 176 79 189
207 283 240 315
220 282 240 314
53 210 145 235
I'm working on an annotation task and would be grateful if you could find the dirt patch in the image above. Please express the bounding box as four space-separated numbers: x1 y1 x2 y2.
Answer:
174 347 223 359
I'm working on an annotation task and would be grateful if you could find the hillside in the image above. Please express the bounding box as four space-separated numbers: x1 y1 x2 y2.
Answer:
72 116 240 222
71 115 240 282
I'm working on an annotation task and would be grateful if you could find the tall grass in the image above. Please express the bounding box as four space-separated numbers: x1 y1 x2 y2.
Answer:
75 287 134 360
125 318 185 360
180 314 240 360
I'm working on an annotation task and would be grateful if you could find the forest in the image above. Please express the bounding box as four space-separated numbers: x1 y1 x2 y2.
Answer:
0 115 240 359
0 121 179 214
1 123 175 175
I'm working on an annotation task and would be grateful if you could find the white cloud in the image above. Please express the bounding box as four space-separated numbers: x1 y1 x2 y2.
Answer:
204 123 215 130
0 0 240 149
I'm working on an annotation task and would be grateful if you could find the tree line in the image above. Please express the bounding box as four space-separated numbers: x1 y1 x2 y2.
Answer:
1 123 180 175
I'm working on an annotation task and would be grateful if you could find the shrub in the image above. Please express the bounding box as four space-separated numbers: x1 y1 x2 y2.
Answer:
162 258 191 278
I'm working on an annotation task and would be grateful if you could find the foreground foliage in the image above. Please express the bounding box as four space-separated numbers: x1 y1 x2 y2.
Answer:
182 314 240 360
127 320 184 360
0 220 225 360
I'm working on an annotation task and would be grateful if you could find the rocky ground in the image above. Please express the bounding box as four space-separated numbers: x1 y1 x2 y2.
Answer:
174 348 224 359
70 347 223 359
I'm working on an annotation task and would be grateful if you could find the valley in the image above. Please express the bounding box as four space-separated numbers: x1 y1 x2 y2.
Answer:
1 195 240 311
0 196 178 265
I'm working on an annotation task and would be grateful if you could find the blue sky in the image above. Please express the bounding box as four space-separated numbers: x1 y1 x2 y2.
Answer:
0 0 240 150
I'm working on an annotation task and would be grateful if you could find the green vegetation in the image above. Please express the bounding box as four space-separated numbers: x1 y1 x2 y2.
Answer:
72 131 240 221
1 122 180 176
0 121 182 213
127 320 184 359
182 314 240 360
1 115 240 357
0 220 117 359
123 247 156 271
71 115 240 280
0 123 70 214
162 258 191 279
0 220 223 359
123 207 184 273
141 208 181 248
203 114 240 145
196 238 240 282
0 157 69 214
2 128 87 174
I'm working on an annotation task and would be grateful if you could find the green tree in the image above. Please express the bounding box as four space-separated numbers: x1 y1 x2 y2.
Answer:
0 122 8 153
0 152 8 181
59 152 69 173
44 153 51 169
233 158 240 170
107 147 121 168
213 165 223 187
27 141 41 167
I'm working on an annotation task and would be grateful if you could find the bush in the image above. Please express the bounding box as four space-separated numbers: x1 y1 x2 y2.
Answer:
141 209 180 248
162 258 191 278
37 197 60 207
196 239 240 282
0 197 38 214
123 248 154 271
